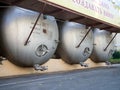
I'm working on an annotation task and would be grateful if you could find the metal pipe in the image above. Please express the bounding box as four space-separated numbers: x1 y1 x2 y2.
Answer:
76 27 92 48
24 3 46 46
104 33 117 51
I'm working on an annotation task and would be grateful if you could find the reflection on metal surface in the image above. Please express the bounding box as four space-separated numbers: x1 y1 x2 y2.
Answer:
24 13 41 46
24 2 46 46
90 28 115 62
56 21 93 64
104 33 117 51
0 6 59 67
76 27 92 48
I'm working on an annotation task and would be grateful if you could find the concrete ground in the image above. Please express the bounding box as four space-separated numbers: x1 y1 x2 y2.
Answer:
0 64 120 90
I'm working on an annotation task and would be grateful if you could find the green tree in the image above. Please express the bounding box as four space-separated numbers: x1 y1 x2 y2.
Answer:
112 50 120 59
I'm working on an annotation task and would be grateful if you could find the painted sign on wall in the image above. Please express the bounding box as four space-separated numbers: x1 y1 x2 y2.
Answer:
44 0 120 28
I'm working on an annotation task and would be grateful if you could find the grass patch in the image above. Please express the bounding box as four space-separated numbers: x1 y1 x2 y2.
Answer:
110 59 120 64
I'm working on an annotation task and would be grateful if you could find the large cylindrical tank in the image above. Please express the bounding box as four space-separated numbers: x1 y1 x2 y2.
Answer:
0 6 59 67
90 28 115 63
56 22 93 64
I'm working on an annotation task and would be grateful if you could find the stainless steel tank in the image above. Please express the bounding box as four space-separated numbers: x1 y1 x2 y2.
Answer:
56 22 93 64
0 6 59 67
90 28 115 63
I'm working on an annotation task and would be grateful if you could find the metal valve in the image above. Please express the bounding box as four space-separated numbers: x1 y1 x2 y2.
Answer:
35 44 49 57
80 62 88 67
83 47 90 56
33 64 48 71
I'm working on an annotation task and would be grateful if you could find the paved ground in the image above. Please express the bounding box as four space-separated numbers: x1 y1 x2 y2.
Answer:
0 64 120 90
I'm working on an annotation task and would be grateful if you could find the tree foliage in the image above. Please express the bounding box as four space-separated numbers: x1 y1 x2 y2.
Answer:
112 50 120 59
